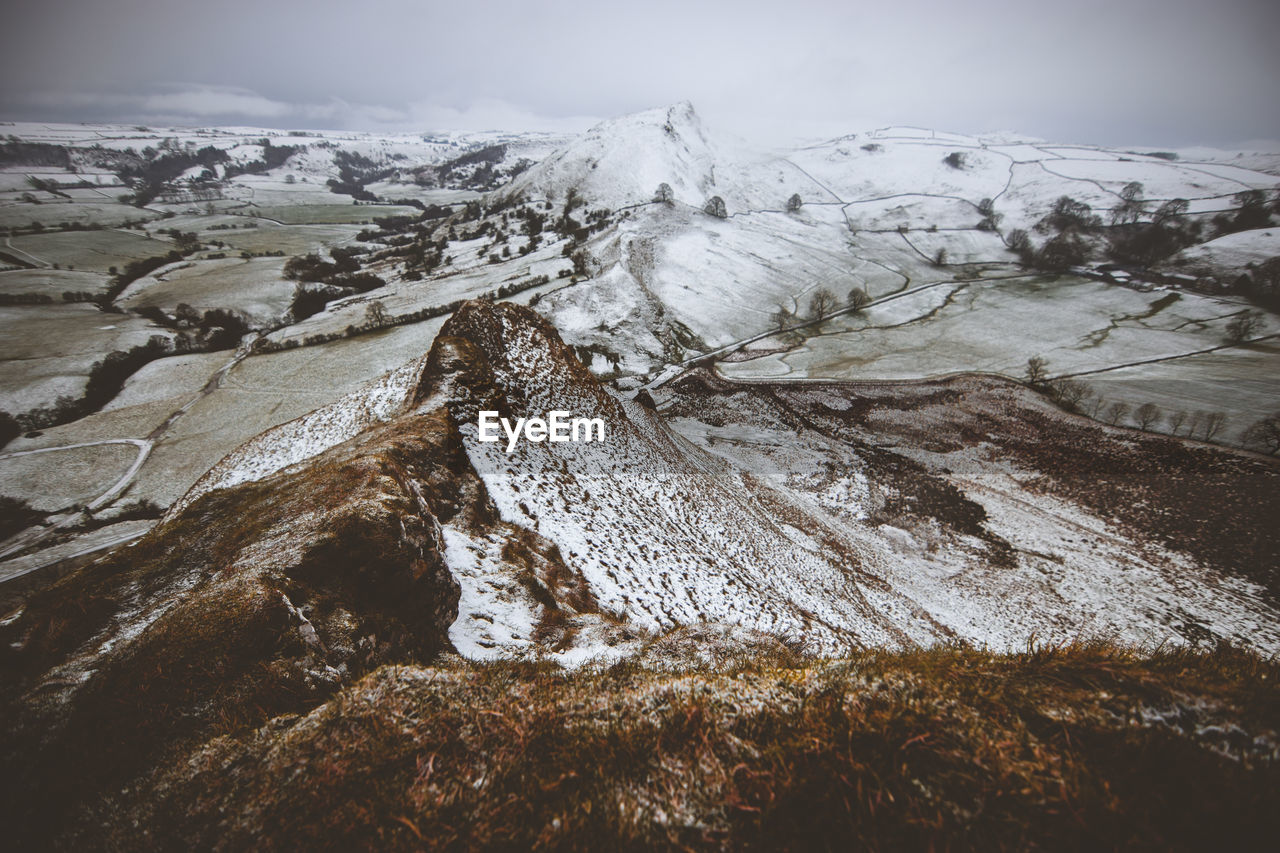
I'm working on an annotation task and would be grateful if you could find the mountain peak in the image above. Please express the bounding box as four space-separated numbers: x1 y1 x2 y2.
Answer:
503 101 718 208
419 298 626 426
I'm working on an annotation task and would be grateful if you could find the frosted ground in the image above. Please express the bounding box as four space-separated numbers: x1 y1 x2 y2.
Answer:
0 111 1276 608
719 276 1279 439
7 228 168 273
0 303 171 412
117 256 297 327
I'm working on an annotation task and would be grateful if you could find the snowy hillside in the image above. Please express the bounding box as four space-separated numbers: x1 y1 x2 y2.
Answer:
490 108 1278 381
2 105 1278 654
65 300 1280 675
435 303 1280 661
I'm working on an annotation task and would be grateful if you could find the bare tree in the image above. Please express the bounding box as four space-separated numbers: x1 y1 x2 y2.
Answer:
933 248 948 267
808 288 837 321
703 195 728 219
653 183 674 204
1135 402 1160 430
1025 356 1049 385
364 301 388 328
1111 181 1146 225
1225 311 1263 344
1105 401 1130 426
1048 378 1090 412
1201 411 1227 441
1152 198 1189 224
772 305 793 332
1167 410 1188 435
1242 412 1280 455
847 287 871 311
786 193 803 213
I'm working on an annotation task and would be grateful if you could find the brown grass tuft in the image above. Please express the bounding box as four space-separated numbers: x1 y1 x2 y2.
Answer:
80 640 1280 851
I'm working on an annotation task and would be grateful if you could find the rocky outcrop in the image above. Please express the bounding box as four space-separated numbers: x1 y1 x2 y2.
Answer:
0 299 623 847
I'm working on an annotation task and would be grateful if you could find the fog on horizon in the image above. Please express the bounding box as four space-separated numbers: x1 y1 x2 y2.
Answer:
1 0 1278 148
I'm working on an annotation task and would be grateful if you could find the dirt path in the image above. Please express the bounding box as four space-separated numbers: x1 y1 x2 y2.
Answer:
0 439 150 560
0 334 257 565
2 236 48 268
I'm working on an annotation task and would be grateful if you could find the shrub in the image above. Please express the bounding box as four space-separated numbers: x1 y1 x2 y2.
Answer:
1225 311 1263 344
0 495 42 539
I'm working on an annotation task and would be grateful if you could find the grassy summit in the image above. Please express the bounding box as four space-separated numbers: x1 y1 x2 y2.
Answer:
95 638 1280 851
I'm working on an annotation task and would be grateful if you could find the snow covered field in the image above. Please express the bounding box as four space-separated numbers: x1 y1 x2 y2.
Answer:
8 228 170 273
117 256 296 326
721 278 1270 380
0 304 170 412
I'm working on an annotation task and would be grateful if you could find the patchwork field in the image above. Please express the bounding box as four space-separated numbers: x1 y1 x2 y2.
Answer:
117 256 295 325
0 268 109 298
1077 345 1280 442
197 221 365 256
241 203 421 225
0 200 159 229
8 228 171 272
0 304 169 412
132 319 445 506
0 441 139 513
718 276 1279 441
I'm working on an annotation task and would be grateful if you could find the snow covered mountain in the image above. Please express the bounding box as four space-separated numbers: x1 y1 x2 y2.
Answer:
485 104 1277 385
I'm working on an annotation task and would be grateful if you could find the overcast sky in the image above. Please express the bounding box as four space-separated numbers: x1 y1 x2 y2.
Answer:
2 0 1277 147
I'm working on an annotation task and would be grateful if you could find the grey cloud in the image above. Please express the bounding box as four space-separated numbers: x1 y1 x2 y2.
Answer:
1 0 1277 147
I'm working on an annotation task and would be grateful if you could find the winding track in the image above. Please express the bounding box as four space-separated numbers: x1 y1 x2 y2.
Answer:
0 439 150 560
0 335 257 565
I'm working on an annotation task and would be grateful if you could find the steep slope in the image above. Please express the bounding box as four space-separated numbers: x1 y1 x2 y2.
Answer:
433 300 945 657
661 371 1280 649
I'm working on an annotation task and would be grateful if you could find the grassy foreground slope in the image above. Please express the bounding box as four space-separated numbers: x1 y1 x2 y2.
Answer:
101 641 1280 851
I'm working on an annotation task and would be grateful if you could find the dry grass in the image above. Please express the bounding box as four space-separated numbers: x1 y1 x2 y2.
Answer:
86 639 1280 851
0 412 473 849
